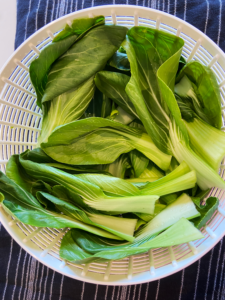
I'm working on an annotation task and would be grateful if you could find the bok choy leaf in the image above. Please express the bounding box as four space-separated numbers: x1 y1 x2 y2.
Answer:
0 172 121 239
38 76 95 145
37 191 136 241
175 61 222 129
60 218 203 262
41 117 171 170
30 16 104 107
95 71 139 119
53 16 105 42
184 118 225 171
42 25 128 103
123 26 225 190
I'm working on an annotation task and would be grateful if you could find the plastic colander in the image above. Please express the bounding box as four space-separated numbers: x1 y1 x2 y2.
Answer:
1 5 225 285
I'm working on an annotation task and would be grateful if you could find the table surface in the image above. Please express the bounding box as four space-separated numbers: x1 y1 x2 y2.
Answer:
0 0 17 70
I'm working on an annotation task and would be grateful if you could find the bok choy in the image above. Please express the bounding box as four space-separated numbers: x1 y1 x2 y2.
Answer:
1 17 222 263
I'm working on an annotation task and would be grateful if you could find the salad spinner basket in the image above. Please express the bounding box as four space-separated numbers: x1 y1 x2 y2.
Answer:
1 5 225 285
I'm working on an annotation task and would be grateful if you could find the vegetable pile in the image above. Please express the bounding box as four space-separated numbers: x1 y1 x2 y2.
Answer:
1 15 225 264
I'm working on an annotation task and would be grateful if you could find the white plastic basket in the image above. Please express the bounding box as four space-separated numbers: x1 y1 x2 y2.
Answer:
1 5 225 285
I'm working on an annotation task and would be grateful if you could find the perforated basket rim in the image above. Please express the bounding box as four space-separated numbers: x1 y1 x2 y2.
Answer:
1 5 225 285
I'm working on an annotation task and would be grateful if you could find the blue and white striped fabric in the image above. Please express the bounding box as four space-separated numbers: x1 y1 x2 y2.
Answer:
0 0 225 299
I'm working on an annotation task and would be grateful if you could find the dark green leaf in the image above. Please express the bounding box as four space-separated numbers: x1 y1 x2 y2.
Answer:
176 61 222 129
37 191 136 241
123 27 187 153
53 16 105 42
38 77 95 145
42 25 128 103
0 172 118 238
129 150 149 177
29 35 78 107
95 71 139 118
192 197 219 229
108 52 130 71
41 117 171 170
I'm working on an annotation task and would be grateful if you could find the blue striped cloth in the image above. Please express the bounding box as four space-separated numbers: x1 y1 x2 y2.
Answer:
0 1 225 299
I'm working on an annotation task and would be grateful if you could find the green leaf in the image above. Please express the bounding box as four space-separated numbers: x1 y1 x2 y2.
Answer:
184 118 225 171
160 193 180 205
41 117 171 170
29 35 78 108
37 191 136 241
135 202 166 222
38 76 95 145
75 173 140 197
169 120 225 190
53 16 105 42
59 230 92 262
0 172 120 239
107 154 131 179
93 218 203 260
19 150 107 205
6 154 35 193
129 150 149 177
138 161 164 180
139 161 190 190
107 51 130 71
123 27 186 153
140 170 197 197
192 197 219 229
42 25 128 103
177 55 186 74
30 16 105 107
135 194 200 240
176 61 222 129
19 150 159 215
95 71 138 118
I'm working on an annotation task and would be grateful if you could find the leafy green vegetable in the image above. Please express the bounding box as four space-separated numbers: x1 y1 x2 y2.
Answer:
139 161 190 190
41 117 171 170
107 154 131 179
95 71 138 119
38 77 95 145
84 194 159 215
94 218 203 260
19 150 159 214
192 197 219 229
6 154 36 193
122 26 225 190
129 150 149 177
136 193 200 239
53 16 105 42
37 191 136 241
140 170 196 196
29 35 78 107
110 107 135 125
175 61 222 129
184 118 225 171
123 27 185 154
60 218 203 262
107 51 130 71
59 230 92 262
30 16 104 107
0 172 121 239
138 161 164 180
75 173 139 197
42 25 128 103
135 202 166 222
169 120 225 190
